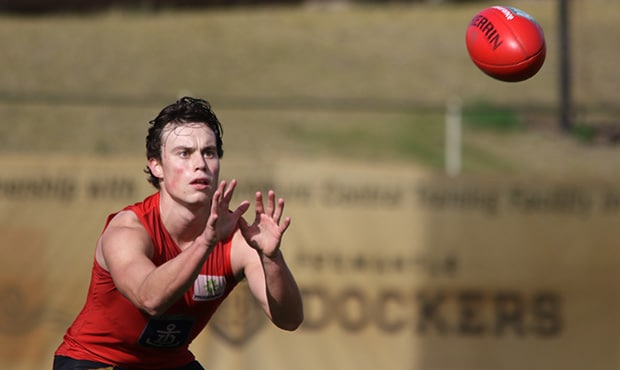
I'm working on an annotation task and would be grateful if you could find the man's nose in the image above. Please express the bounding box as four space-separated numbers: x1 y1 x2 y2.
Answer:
193 153 208 170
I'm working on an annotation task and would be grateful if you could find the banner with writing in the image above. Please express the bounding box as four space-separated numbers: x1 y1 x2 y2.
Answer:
1 156 619 370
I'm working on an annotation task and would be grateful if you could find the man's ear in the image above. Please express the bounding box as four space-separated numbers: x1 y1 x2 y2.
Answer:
148 158 163 179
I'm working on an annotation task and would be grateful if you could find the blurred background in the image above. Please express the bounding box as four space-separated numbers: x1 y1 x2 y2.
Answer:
1 0 619 369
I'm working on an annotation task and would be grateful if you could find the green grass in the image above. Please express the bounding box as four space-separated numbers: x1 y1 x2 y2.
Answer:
463 101 524 132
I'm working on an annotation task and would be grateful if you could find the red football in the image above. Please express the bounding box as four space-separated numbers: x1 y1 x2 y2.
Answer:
465 6 546 82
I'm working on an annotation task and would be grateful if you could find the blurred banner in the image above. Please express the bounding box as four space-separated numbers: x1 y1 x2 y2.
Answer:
1 156 620 370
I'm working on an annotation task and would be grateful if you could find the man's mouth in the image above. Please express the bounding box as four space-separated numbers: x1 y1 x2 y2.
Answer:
191 178 210 187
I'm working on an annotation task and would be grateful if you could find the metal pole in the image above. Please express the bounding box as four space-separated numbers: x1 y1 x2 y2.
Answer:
559 0 572 131
445 97 462 177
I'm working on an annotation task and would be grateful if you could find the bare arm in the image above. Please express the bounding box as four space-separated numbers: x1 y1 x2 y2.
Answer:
97 181 248 317
97 209 216 317
234 191 304 330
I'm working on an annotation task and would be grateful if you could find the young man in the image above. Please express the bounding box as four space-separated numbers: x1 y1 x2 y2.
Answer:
54 97 304 370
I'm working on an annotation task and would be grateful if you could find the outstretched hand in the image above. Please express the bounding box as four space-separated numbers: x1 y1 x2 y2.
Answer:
204 180 250 247
239 190 291 258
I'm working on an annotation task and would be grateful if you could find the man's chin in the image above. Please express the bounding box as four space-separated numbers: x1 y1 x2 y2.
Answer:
183 193 211 208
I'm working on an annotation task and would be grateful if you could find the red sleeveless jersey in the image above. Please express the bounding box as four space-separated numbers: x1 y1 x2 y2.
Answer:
56 193 239 369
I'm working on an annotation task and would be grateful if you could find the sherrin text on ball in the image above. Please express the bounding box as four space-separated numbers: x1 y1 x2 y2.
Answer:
465 6 546 82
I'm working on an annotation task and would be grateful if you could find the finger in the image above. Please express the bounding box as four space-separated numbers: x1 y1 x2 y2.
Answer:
206 212 219 231
254 192 265 216
215 180 227 200
208 189 222 228
238 216 249 232
211 188 222 212
266 190 276 217
238 217 260 245
231 200 251 219
222 179 237 204
279 216 291 234
273 197 285 224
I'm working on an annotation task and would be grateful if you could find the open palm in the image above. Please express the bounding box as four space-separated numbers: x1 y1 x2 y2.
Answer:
239 190 291 258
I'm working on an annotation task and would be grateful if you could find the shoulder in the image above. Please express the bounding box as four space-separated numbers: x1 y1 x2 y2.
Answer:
96 210 153 270
106 209 146 233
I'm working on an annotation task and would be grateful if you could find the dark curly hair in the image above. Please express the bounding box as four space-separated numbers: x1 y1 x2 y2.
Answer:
144 96 224 189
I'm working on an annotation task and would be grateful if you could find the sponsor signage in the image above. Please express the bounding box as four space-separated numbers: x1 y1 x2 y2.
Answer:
1 157 619 370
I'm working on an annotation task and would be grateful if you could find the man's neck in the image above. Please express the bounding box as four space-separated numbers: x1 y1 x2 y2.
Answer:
158 191 210 250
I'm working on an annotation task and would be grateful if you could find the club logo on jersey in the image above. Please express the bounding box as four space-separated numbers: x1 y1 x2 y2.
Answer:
193 275 227 301
138 315 194 348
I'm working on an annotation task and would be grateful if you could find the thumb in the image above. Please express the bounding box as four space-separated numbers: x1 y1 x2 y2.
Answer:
232 201 251 219
238 216 249 231
206 213 219 231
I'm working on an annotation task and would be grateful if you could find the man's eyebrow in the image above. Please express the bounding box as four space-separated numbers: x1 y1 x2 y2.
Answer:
169 144 193 151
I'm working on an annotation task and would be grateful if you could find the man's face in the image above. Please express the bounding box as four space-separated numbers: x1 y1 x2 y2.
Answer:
151 122 220 208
